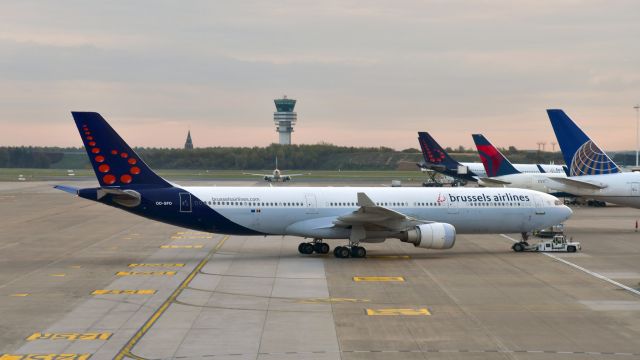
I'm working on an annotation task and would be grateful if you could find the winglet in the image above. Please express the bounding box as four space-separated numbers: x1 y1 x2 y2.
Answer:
357 192 376 207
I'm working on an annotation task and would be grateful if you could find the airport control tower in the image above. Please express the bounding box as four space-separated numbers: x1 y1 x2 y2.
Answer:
273 95 297 145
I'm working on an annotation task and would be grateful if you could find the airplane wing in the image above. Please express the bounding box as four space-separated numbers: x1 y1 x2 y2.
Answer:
478 177 511 185
333 192 426 231
549 177 607 190
242 173 269 177
284 173 308 177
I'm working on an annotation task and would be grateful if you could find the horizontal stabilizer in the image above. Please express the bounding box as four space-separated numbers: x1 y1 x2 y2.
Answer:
96 188 142 207
54 185 79 195
550 177 606 190
478 177 511 185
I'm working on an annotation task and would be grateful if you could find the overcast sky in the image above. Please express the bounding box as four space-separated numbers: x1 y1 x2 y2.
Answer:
0 1 638 150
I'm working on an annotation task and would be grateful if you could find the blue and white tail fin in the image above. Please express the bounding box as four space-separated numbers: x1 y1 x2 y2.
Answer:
546 109 620 176
472 134 520 177
72 112 171 188
417 132 462 169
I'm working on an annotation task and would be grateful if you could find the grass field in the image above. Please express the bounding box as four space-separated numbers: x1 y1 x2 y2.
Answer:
0 168 429 182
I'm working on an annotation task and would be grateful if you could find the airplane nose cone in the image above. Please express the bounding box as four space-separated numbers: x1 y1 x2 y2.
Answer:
561 205 573 220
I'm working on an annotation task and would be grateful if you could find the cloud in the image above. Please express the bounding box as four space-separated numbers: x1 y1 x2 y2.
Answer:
0 0 638 150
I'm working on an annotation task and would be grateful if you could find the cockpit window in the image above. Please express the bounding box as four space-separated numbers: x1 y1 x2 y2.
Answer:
554 200 563 206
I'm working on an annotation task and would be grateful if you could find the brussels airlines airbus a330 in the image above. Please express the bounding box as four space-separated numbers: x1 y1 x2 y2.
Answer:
56 112 572 258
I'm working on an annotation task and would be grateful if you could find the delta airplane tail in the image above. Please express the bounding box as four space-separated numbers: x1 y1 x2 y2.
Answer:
547 109 620 176
472 134 520 177
71 112 171 188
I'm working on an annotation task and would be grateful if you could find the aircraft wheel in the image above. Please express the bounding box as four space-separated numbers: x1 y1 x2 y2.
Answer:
512 243 525 252
299 242 314 255
334 246 350 258
319 243 330 254
351 246 366 258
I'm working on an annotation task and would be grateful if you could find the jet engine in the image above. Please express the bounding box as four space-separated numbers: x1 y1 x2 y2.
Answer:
401 223 456 249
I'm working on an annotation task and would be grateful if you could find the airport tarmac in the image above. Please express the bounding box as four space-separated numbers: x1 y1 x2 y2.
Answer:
1 181 640 359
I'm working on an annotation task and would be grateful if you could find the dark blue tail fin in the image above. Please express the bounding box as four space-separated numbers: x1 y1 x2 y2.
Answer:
472 134 520 177
72 112 171 188
417 132 461 169
546 109 620 176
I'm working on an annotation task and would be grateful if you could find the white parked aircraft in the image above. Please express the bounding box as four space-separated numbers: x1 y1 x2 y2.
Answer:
55 112 572 258
243 157 307 182
547 109 640 208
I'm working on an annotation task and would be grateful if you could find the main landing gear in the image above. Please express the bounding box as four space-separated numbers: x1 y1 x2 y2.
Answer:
298 239 330 255
333 245 366 258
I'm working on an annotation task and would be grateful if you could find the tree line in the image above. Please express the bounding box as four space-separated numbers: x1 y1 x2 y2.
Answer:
2 144 630 170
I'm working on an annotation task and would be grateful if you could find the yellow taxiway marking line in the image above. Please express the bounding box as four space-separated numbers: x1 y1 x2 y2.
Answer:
114 235 229 360
297 297 371 304
92 289 157 295
9 293 29 297
160 245 204 249
128 263 185 268
116 271 176 276
366 308 431 316
353 276 405 282
49 274 66 277
26 332 112 341
0 354 91 360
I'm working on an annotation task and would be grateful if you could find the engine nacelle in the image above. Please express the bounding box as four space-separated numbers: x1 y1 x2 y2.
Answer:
402 223 456 249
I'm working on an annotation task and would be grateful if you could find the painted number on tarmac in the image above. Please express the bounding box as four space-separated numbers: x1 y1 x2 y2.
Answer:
366 308 431 316
353 276 405 282
128 263 185 268
160 245 203 249
91 289 157 295
0 354 91 360
26 332 111 341
115 271 176 276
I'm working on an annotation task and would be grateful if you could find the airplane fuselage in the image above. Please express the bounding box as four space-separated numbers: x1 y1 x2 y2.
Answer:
548 172 640 208
78 186 572 240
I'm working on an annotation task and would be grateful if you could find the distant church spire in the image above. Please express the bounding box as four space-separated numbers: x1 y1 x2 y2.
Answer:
184 130 193 149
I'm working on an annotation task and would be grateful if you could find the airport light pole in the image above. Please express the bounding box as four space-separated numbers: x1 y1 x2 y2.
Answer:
635 104 640 167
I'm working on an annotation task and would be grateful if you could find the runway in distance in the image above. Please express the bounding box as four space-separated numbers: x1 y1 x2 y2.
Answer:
472 134 568 193
243 157 307 182
547 109 640 208
55 112 572 258
417 132 565 184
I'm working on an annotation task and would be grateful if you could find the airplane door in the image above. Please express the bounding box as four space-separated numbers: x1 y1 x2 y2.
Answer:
631 183 639 196
533 194 545 215
304 194 318 214
179 193 192 213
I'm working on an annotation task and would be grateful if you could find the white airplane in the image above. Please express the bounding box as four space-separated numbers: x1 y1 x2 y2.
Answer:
418 132 566 184
546 109 640 208
471 134 568 194
243 157 306 182
55 112 572 258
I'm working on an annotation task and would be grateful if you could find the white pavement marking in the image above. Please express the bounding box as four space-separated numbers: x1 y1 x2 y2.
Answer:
500 234 640 297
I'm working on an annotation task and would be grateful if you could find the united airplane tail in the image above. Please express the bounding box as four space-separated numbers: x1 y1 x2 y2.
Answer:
71 112 171 188
546 109 620 176
472 134 520 177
